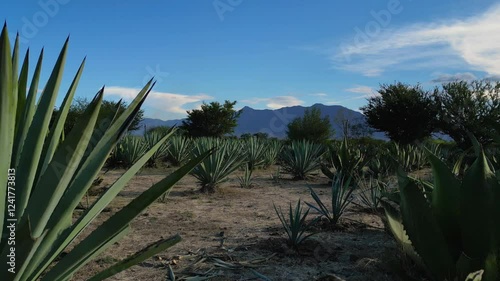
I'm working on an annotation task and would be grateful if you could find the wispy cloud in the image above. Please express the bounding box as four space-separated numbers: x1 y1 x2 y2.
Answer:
333 4 500 76
309 93 328 97
431 72 477 83
105 86 213 119
242 95 304 109
345 85 375 96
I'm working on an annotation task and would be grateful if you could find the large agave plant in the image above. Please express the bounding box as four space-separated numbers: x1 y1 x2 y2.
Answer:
0 25 212 281
321 136 364 181
382 147 500 281
191 138 246 192
262 139 283 168
242 137 267 170
112 135 147 168
280 140 325 180
167 135 192 166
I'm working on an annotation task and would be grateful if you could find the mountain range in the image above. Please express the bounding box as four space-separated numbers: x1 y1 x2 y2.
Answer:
133 103 387 139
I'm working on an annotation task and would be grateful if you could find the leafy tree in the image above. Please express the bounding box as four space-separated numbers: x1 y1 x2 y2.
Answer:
360 82 437 144
349 121 375 139
286 107 333 143
181 100 241 137
433 80 500 149
333 111 374 139
52 97 144 133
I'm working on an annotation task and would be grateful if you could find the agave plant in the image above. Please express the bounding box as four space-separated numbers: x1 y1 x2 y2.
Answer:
321 136 364 181
382 146 500 281
262 139 283 168
238 164 254 188
306 172 356 225
356 175 386 212
365 153 395 178
280 140 325 180
0 25 212 281
111 135 147 168
274 200 318 249
242 137 267 170
144 130 171 167
191 138 246 192
390 143 428 172
167 135 193 166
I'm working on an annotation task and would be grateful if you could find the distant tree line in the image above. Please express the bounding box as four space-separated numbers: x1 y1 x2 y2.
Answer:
361 80 500 149
51 97 144 134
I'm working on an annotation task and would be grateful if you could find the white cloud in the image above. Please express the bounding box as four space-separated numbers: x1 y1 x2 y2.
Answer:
309 93 328 97
345 86 375 96
242 95 304 109
104 86 213 119
333 3 500 76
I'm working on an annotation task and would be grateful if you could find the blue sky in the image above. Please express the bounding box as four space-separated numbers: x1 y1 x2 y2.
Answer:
2 0 500 120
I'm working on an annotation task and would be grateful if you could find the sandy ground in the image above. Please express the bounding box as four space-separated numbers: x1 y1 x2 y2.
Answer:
67 165 422 281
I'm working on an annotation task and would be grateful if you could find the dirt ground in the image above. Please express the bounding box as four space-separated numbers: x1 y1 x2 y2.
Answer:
69 165 419 281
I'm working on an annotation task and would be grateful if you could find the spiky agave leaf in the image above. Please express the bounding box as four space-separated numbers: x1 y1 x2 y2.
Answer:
242 137 267 170
262 139 282 168
274 200 317 248
460 150 500 279
144 129 172 167
280 139 325 180
0 24 213 281
114 135 148 168
167 135 192 166
396 168 456 281
191 138 246 192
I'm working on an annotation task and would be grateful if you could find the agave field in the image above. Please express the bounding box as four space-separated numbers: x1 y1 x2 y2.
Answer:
1 23 500 281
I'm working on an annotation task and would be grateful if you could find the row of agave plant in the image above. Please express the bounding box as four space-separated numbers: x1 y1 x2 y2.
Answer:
107 134 284 192
109 133 283 169
105 124 465 200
